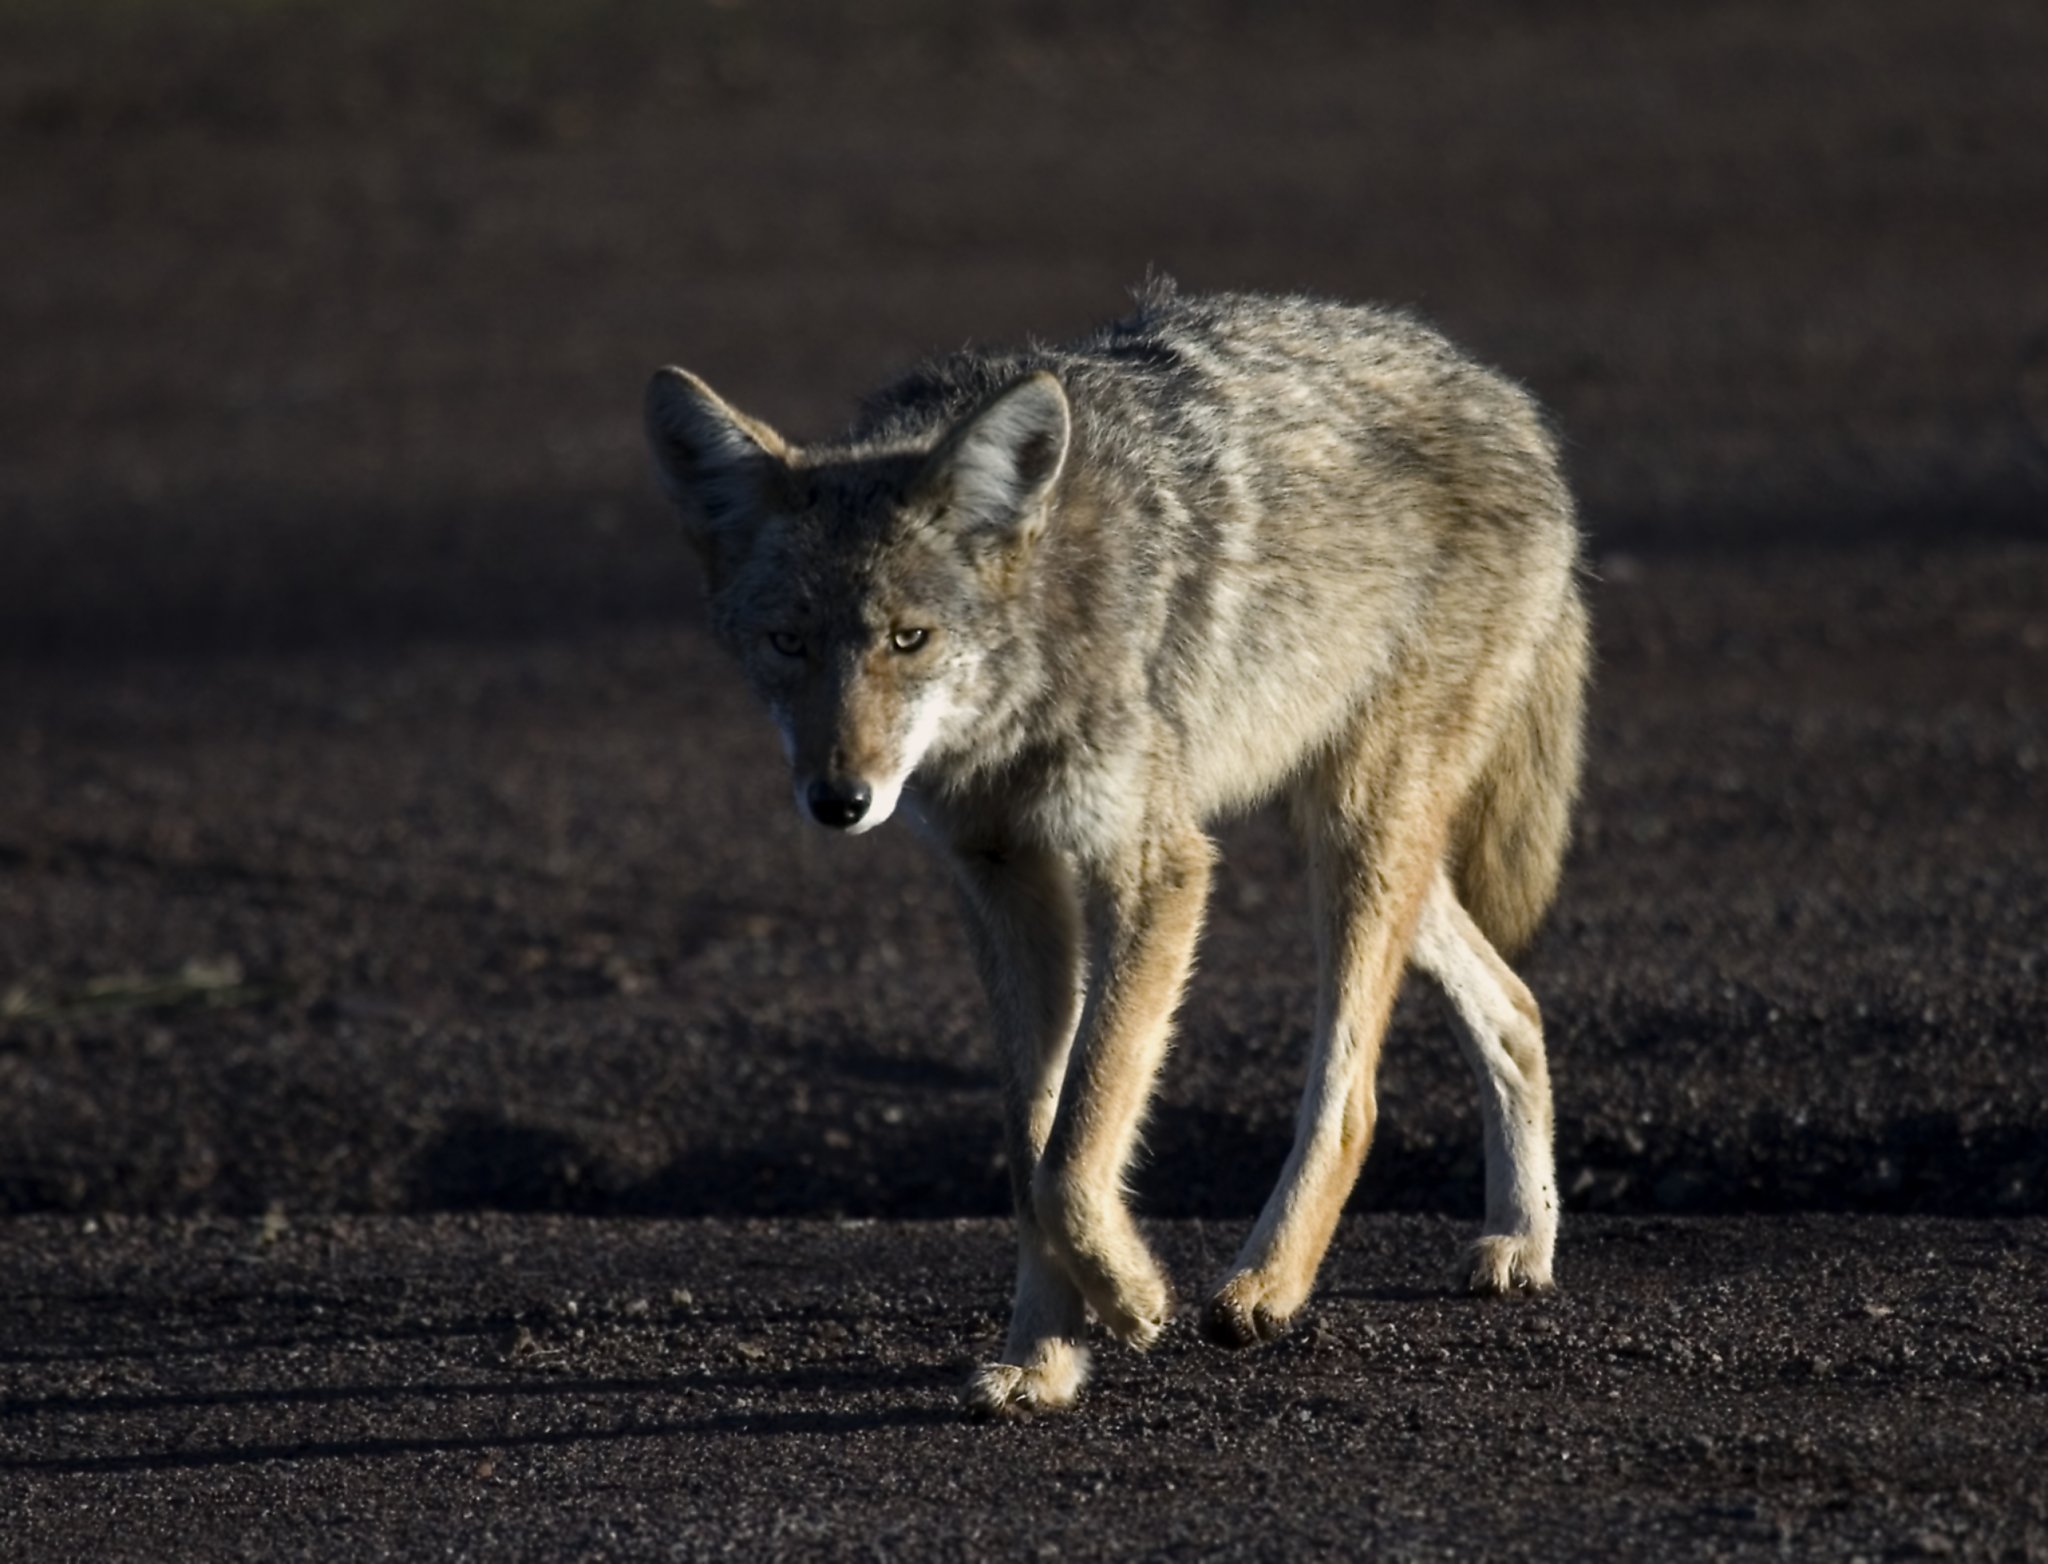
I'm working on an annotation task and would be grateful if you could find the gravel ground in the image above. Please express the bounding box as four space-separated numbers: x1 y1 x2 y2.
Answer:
5 1214 2047 1562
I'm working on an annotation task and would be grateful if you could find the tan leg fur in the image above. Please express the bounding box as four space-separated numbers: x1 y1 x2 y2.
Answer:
1203 726 1453 1345
1029 827 1214 1359
952 844 1095 1415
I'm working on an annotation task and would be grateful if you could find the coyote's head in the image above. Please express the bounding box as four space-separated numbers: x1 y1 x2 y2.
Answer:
645 366 1070 833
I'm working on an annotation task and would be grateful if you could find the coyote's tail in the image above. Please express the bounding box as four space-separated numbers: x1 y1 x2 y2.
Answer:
1448 590 1591 957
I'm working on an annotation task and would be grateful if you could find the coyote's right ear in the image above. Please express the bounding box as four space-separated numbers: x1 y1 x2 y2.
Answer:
917 372 1071 553
644 368 790 550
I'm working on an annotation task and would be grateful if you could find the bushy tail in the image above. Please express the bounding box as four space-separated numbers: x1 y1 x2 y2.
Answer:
1448 591 1591 957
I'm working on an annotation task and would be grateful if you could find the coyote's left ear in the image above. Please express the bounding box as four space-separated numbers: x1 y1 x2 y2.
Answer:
918 372 1070 550
645 367 791 552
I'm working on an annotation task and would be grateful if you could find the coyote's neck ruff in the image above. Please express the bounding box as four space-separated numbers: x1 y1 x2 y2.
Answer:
647 283 1589 1415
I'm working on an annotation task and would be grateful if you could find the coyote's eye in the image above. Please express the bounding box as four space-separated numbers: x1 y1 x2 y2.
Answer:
890 628 930 654
768 631 805 659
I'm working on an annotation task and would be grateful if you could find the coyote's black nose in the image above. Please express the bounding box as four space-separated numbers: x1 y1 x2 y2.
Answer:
807 779 872 830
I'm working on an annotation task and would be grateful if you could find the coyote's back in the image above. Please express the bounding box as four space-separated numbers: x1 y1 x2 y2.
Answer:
838 285 1589 867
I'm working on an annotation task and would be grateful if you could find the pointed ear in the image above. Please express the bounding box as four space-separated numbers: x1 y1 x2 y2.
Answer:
917 372 1070 547
644 367 790 545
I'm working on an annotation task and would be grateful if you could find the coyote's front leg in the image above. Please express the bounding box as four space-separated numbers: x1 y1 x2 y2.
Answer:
952 842 1093 1415
1031 827 1214 1356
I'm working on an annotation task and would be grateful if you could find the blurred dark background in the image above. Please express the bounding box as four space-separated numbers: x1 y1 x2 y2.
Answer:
5 0 2046 660
1 2 2044 1222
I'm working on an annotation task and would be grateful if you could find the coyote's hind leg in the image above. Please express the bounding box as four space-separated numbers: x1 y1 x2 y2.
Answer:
1411 867 1558 1293
1203 776 1439 1348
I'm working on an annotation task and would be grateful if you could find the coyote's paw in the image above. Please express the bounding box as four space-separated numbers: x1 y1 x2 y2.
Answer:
964 1341 1090 1418
1090 1271 1174 1352
1200 1270 1299 1350
1461 1233 1556 1296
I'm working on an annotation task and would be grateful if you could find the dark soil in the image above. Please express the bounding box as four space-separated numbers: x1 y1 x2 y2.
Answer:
3 2 2046 1558
5 1214 2046 1562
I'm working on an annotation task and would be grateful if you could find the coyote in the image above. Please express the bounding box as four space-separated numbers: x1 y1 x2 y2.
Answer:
645 283 1588 1415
